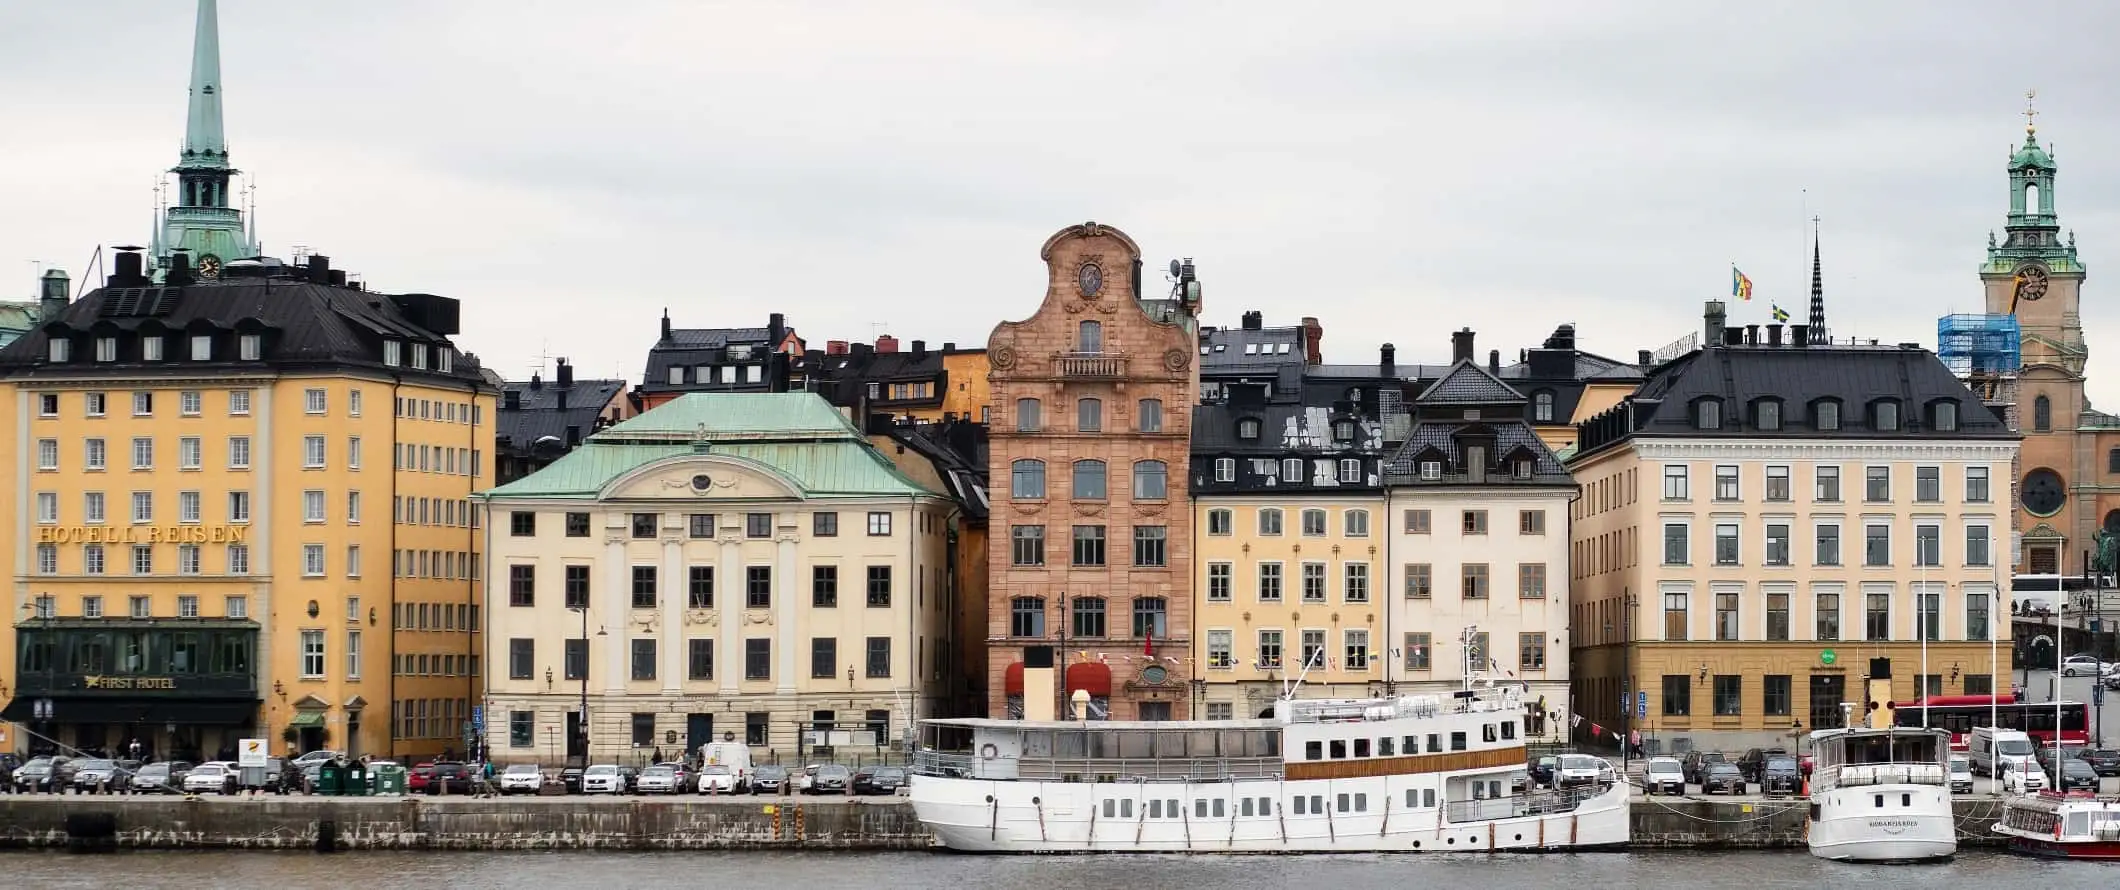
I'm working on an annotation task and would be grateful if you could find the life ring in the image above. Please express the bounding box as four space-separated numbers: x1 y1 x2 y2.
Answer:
980 744 1000 761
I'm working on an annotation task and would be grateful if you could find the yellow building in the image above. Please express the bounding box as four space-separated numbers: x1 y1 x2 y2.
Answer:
936 347 990 423
0 249 493 761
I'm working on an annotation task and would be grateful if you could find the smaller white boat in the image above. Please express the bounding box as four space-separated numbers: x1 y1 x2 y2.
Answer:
1993 790 2120 860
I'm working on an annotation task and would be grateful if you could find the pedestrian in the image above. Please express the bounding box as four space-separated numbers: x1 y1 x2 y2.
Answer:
128 738 142 761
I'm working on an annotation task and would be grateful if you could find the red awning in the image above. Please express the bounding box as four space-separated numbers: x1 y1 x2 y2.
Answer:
1003 662 1025 694
1065 662 1112 696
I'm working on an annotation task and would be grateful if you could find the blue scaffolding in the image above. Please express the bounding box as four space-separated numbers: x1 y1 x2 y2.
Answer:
1936 314 2021 376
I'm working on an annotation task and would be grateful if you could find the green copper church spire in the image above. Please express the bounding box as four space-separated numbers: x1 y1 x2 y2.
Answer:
1985 89 2079 275
158 0 255 277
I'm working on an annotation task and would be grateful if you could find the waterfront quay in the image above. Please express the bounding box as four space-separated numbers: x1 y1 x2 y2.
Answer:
0 794 2011 852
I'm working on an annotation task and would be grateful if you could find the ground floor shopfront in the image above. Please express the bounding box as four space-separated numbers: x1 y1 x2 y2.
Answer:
481 692 940 766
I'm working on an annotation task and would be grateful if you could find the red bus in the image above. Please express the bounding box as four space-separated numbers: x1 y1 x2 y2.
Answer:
1891 694 2090 750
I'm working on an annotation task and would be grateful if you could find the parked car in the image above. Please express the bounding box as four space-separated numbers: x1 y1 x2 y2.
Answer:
1759 756 1801 796
636 765 683 795
658 761 691 790
1554 754 1603 789
852 766 907 796
1641 757 1686 795
183 762 238 795
299 762 326 793
804 764 852 795
499 764 544 794
1700 763 1747 795
2075 748 2120 778
560 766 585 794
697 765 742 794
2059 654 2109 677
11 756 75 792
748 765 789 795
1681 750 1729 786
582 764 625 794
1527 755 1559 788
1735 747 1788 784
128 761 192 794
428 762 476 795
2050 756 2101 792
292 750 344 768
2001 758 2046 794
71 758 131 793
619 765 642 793
1948 755 1974 794
407 762 436 794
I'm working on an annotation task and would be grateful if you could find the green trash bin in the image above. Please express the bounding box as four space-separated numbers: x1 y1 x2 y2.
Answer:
343 764 369 796
317 762 345 796
373 763 407 796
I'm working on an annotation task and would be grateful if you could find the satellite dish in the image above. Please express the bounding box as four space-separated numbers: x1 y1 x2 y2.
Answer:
1168 259 1181 278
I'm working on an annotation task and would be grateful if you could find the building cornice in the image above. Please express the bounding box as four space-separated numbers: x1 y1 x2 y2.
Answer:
1632 438 2018 462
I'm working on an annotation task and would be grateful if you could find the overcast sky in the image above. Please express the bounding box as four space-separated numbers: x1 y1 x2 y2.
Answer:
6 1 2120 404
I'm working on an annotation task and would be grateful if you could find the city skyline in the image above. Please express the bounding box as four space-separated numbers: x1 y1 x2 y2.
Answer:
4 1 2120 403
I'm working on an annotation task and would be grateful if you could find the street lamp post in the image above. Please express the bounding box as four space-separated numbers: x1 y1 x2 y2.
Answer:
568 606 599 764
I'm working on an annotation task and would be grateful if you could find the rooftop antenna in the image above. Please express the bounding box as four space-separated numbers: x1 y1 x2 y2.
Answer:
868 321 889 340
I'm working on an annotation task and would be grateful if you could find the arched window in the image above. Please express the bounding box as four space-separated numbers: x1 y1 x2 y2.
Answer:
1931 400 1959 432
1694 399 1722 430
1754 399 1782 431
1812 399 1841 431
1072 459 1107 499
1236 417 1261 439
1871 399 1901 432
1010 459 1047 499
1534 391 1555 423
2034 395 2052 432
1077 320 1103 354
2027 183 2042 215
1015 397 1042 432
1077 397 1103 432
1132 460 1168 500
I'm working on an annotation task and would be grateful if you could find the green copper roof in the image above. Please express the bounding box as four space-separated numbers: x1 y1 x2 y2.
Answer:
482 393 937 500
2011 132 2055 171
181 0 229 169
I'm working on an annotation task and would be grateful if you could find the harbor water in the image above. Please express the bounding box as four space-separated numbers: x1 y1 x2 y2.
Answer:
1 849 2113 889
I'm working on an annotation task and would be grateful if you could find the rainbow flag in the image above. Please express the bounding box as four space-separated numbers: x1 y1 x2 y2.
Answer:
1732 266 1754 301
1771 304 1790 323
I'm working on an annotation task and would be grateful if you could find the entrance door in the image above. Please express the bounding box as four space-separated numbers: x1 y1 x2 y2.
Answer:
565 711 585 762
1809 674 1846 730
1138 701 1173 722
685 713 712 758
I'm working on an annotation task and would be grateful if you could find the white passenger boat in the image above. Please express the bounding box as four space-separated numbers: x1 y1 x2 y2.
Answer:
1993 790 2120 860
906 680 1628 853
1804 725 1955 862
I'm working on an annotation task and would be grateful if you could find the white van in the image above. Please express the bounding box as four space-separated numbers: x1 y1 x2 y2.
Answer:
697 736 753 792
1968 727 2036 778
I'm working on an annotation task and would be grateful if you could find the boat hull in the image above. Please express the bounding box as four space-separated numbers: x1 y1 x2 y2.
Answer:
2004 836 2120 860
1807 784 1956 863
909 776 1630 853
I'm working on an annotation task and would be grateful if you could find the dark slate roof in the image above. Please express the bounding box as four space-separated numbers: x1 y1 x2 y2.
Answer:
880 421 989 519
1574 343 2015 459
1200 325 1304 369
497 378 627 457
1416 359 1525 405
1193 403 1384 455
1386 419 1573 485
667 327 769 348
0 275 486 386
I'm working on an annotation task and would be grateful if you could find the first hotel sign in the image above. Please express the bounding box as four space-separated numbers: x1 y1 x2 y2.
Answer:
35 525 250 545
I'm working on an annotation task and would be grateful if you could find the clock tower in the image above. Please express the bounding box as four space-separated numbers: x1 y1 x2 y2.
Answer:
153 0 257 279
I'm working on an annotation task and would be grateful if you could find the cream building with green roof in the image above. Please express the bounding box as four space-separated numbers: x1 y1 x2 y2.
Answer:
478 393 953 764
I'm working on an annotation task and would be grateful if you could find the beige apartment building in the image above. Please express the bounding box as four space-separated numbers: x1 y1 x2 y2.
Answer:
1571 308 2018 752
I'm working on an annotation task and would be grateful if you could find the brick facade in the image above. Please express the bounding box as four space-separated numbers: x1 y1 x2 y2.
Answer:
984 223 1199 720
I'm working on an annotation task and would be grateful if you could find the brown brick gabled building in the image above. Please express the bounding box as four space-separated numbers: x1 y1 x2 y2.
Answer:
985 223 1202 720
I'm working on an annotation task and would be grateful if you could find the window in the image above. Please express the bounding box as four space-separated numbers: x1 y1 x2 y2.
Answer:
178 543 201 575
85 391 105 416
1809 399 1840 431
564 565 590 609
130 490 151 523
1714 590 1739 640
1301 509 1327 537
1866 590 1891 641
1663 523 1689 565
1282 458 1303 482
688 566 714 608
1015 397 1042 432
1461 563 1489 599
1420 460 1442 481
1404 564 1432 598
1301 563 1327 603
1815 591 1841 640
1258 508 1283 536
1461 510 1488 534
1516 510 1546 536
1664 591 1689 641
1072 460 1107 499
84 491 106 524
1344 629 1371 670
1812 464 1840 502
82 595 104 618
1211 458 1234 483
1662 675 1691 716
131 543 153 574
236 334 261 361
305 388 327 414
1205 629 1234 669
1714 465 1740 500
1532 390 1555 422
1133 526 1168 567
1133 597 1168 639
1932 400 1959 431
227 544 248 574
1816 523 1841 566
811 638 838 679
1077 397 1103 432
36 438 57 471
1236 417 1261 439
302 490 325 523
1915 466 1941 502
632 639 657 681
1756 399 1782 431
812 566 839 607
1695 399 1722 429
1663 465 1689 499
563 638 586 680
631 565 658 608
1914 524 1941 566
1077 319 1103 353
688 639 714 680
632 512 658 538
1071 597 1107 638
301 630 325 678
1258 563 1283 602
35 491 58 524
746 566 771 608
1966 466 1990 502
1071 525 1107 566
1517 563 1545 599
866 637 891 678
1010 597 1046 638
85 438 105 470
1345 563 1370 602
1345 509 1370 537
746 513 772 538
302 544 325 576
1864 523 1891 566
132 391 153 416
1715 522 1739 565
509 638 535 679
1873 400 1901 431
1916 589 1942 641
1713 675 1742 716
1966 591 1991 642
865 566 892 607
1010 525 1046 566
1402 632 1430 671
1765 523 1790 565
179 436 201 470
1133 460 1168 499
1966 525 1990 567
510 511 536 536
131 436 153 469
1205 562 1233 602
1138 398 1163 432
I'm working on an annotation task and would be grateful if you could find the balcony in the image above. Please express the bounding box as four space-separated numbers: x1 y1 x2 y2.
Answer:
1055 352 1128 379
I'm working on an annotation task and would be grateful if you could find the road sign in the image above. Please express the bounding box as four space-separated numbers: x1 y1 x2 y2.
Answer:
471 707 484 731
2097 683 2106 706
1637 691 1649 720
237 738 268 768
1820 649 1837 666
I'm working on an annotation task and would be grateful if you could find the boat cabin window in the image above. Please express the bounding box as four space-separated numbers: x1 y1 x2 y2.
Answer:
1501 722 1516 740
1873 795 1883 808
1427 733 1441 752
1483 724 1497 742
1451 731 1468 751
1241 797 1254 816
1293 796 1307 815
1901 793 1911 807
1329 739 1347 759
1378 737 1395 757
1305 741 1323 761
1354 738 1371 757
1258 796 1271 814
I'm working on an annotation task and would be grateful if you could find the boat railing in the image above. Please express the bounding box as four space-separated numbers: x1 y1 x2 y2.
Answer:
1823 762 1947 788
910 749 1284 782
1443 785 1605 823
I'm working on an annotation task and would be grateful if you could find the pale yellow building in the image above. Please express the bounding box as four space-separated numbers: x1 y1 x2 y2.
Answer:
478 393 952 764
0 250 493 761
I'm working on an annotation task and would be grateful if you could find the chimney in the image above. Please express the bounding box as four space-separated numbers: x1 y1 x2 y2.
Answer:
1301 316 1323 365
1790 325 1810 348
503 389 522 410
38 269 69 323
557 357 574 388
1450 328 1475 364
660 309 672 343
565 425 582 447
1766 324 1784 347
1241 311 1263 331
1723 327 1744 347
327 270 347 288
1379 343 1396 377
1636 349 1653 367
529 372 543 391
768 312 787 346
1703 300 1727 348
109 247 150 288
827 340 848 356
556 388 568 410
307 254 331 284
1488 349 1500 375
912 340 928 357
165 251 196 287
876 335 899 354
1745 324 1760 346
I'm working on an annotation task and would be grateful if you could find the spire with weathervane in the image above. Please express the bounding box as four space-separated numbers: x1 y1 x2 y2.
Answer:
1808 218 1826 342
156 0 256 279
1985 89 2078 275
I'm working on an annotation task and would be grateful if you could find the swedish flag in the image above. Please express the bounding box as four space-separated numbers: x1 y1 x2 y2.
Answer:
1771 304 1790 323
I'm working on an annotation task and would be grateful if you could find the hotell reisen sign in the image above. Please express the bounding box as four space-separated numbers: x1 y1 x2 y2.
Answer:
34 525 250 544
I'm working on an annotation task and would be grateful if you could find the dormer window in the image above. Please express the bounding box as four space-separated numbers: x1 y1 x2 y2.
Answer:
1754 398 1783 431
48 338 69 362
238 334 261 361
412 343 430 370
382 340 401 367
1514 460 1534 480
190 335 211 361
1464 409 1481 421
669 366 686 385
1421 461 1442 481
1813 399 1841 431
1244 343 1257 354
1694 398 1723 430
1533 391 1555 422
1281 459 1304 482
1871 399 1902 432
439 348 454 373
94 337 117 362
1932 400 1959 432
1333 420 1357 442
1237 418 1262 440
142 336 163 361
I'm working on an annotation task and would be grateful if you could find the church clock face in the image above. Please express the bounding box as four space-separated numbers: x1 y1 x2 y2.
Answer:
198 254 222 279
2023 468 2067 517
2016 263 2048 301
